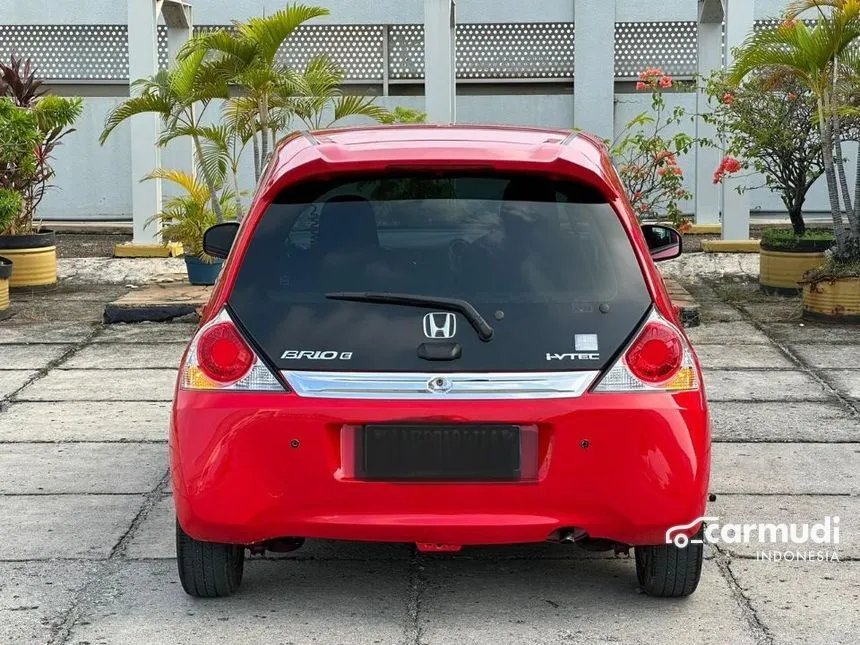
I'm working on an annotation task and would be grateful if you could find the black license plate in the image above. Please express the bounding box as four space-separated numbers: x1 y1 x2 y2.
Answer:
357 424 522 482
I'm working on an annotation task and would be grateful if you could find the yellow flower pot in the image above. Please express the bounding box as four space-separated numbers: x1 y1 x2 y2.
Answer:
802 277 860 323
760 248 827 294
0 231 58 288
0 256 11 314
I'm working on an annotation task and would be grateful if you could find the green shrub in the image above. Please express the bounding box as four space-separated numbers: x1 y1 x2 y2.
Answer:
760 228 835 252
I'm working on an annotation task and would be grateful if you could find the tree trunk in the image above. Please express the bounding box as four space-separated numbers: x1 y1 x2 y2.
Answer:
819 99 848 257
231 167 244 222
252 132 261 183
259 94 271 176
832 120 853 219
193 136 225 224
787 201 806 236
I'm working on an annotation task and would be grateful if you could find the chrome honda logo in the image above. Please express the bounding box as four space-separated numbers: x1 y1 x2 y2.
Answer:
423 312 457 339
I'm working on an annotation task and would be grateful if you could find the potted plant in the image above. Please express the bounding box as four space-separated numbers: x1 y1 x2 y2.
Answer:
145 169 237 285
0 188 17 314
0 56 82 287
706 73 835 293
732 6 860 321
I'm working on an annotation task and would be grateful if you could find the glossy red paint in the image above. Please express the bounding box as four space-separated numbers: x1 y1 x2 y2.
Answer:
176 125 710 549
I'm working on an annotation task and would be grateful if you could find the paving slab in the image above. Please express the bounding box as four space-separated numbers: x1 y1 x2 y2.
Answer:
712 443 860 495
0 322 95 344
763 323 860 344
0 401 171 442
823 370 860 400
93 323 196 344
104 283 210 323
709 495 857 558
709 401 860 442
686 321 773 345
0 443 166 494
789 344 860 369
127 495 412 561
420 559 756 645
17 368 177 401
0 561 96 643
66 560 410 645
704 369 832 401
695 344 795 369
0 495 143 560
63 343 186 369
730 561 860 645
697 302 746 323
0 343 72 369
0 370 37 398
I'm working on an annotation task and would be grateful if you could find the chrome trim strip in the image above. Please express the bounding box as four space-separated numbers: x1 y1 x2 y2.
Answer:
282 370 600 400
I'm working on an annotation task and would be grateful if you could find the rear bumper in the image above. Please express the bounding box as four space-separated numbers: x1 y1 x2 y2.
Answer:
171 390 710 546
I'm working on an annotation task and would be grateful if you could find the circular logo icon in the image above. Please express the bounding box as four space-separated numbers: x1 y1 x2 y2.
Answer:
427 377 453 394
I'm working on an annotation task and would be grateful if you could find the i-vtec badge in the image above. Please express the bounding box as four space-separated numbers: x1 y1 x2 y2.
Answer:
281 350 354 361
546 352 600 361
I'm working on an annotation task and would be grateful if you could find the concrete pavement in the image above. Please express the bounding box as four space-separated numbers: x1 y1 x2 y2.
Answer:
1 292 859 644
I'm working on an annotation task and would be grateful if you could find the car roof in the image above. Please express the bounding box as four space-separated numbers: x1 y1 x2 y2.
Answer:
262 124 621 203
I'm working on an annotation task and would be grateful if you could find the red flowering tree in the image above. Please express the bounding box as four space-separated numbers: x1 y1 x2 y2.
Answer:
612 68 695 231
703 73 825 235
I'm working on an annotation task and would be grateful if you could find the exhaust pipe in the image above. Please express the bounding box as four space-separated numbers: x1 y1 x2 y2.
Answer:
557 528 588 544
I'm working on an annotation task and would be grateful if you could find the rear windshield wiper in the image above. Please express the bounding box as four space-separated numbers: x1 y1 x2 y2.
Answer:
325 292 494 342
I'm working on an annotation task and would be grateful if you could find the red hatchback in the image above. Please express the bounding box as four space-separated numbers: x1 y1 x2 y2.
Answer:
171 125 711 598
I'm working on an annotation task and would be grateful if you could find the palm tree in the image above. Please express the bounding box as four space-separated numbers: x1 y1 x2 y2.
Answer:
730 7 860 260
100 50 230 222
180 5 395 182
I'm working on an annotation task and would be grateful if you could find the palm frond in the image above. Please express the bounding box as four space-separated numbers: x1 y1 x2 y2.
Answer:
237 5 330 63
100 93 174 144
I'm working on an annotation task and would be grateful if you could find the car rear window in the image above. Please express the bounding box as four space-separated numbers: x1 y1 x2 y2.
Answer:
228 173 652 372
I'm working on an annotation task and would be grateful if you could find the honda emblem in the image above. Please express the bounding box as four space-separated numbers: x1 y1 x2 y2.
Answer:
423 312 457 339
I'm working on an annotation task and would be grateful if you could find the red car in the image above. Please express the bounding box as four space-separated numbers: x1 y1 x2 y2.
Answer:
171 125 710 598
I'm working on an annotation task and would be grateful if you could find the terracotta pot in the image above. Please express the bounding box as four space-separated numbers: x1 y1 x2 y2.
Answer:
802 277 860 323
0 231 58 288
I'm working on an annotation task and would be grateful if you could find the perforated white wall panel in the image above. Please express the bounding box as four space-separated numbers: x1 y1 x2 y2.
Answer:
615 21 699 79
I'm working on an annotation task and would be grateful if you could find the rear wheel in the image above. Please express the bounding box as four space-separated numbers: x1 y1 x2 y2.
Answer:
176 519 244 598
634 531 703 598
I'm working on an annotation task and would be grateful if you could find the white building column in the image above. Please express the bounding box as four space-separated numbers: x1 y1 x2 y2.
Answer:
127 0 162 244
574 0 616 140
722 0 754 240
424 0 456 124
695 2 723 226
165 2 195 181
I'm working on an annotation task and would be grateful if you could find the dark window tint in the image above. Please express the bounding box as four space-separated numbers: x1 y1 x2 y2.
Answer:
229 174 651 372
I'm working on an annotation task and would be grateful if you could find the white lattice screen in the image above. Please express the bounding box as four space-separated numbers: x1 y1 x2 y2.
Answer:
0 21 776 83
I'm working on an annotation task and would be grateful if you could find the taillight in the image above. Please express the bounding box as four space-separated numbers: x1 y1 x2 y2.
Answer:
181 309 284 392
594 309 698 393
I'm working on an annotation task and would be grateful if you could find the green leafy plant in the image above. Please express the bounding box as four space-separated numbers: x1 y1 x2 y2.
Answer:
0 188 22 233
145 169 237 262
612 68 695 231
760 227 835 251
0 56 82 235
731 3 860 267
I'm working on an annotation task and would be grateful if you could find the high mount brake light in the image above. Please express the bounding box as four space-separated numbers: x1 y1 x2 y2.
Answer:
594 310 698 393
180 310 284 392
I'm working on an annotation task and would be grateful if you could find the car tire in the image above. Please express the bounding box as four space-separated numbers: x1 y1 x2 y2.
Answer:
176 519 244 598
634 530 703 598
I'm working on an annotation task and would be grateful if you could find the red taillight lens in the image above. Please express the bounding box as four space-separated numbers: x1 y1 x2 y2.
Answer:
196 322 254 383
625 322 683 383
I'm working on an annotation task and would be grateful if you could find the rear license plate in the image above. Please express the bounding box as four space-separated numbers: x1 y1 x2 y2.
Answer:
357 424 522 482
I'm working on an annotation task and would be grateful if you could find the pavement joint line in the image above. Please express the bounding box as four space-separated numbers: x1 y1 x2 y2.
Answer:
0 491 163 497
0 440 168 445
13 398 174 403
713 545 775 645
711 439 860 444
715 291 860 418
1 325 103 412
45 469 171 645
401 551 426 645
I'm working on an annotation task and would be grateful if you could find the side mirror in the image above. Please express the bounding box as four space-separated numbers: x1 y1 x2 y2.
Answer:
642 224 682 262
203 222 240 259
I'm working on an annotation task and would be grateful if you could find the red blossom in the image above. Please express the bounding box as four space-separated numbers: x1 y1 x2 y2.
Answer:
659 76 673 89
722 93 735 105
635 81 646 91
713 156 742 183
